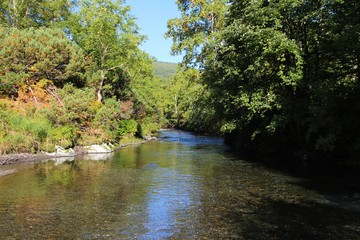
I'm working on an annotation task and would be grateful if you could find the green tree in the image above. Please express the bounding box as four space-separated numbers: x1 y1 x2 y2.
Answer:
0 27 86 105
67 0 147 103
205 0 303 153
169 0 360 159
164 68 199 126
296 0 360 155
0 0 72 28
166 0 228 67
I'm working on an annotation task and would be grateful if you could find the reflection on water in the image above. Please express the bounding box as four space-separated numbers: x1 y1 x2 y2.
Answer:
0 130 359 239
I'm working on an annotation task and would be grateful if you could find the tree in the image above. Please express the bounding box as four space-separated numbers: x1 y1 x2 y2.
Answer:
0 27 86 105
166 0 228 68
205 1 303 152
298 0 360 155
67 0 147 103
164 68 200 126
169 0 360 159
0 0 72 28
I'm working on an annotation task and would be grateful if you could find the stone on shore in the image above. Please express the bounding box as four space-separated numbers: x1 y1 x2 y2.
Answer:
82 143 114 154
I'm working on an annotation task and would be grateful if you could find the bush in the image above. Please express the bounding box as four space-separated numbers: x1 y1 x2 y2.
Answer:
118 119 138 138
0 27 86 92
48 125 77 149
0 108 54 153
137 117 159 138
93 98 121 141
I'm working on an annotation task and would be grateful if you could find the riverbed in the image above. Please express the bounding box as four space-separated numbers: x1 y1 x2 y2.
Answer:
0 130 359 239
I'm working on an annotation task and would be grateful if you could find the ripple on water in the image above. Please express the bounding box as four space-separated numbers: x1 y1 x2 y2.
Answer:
0 130 359 239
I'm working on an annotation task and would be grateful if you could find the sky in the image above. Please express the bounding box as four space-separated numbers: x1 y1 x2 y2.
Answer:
128 0 183 63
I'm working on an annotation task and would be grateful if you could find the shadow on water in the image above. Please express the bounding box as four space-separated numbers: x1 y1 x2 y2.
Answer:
226 198 360 240
158 130 360 239
222 142 360 205
0 129 359 239
259 162 360 219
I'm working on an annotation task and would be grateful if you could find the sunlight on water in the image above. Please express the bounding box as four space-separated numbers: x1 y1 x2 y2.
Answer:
0 130 359 239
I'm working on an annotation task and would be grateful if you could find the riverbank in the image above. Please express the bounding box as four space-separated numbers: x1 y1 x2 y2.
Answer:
0 137 157 166
0 153 51 166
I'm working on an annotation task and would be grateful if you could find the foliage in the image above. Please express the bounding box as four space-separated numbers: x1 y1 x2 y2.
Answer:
118 119 138 138
67 0 149 103
166 0 229 67
92 98 122 141
169 0 360 160
0 0 169 154
219 0 359 157
204 3 303 152
164 68 199 126
130 73 166 121
184 89 222 134
153 61 178 81
0 0 72 28
0 27 86 100
0 103 53 153
46 84 95 127
137 117 160 139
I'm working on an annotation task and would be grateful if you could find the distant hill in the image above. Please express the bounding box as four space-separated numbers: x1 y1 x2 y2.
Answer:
153 61 178 80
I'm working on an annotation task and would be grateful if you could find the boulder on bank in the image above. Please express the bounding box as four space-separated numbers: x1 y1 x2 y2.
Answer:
0 139 154 166
82 143 114 154
144 136 158 141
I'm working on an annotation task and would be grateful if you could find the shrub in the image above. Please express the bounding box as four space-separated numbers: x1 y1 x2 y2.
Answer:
0 108 54 153
93 98 121 141
137 117 159 138
118 119 138 138
0 27 86 92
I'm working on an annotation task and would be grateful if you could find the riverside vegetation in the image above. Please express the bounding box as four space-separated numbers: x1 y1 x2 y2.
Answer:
0 0 180 154
166 0 360 166
1 0 359 168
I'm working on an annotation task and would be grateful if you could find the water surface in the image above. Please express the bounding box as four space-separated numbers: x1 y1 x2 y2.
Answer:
0 130 359 239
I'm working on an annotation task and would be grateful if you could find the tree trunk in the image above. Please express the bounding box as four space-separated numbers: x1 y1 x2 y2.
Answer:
174 95 178 113
357 53 360 82
96 88 103 103
97 71 105 103
174 95 180 125
28 85 39 109
10 0 18 27
46 86 64 108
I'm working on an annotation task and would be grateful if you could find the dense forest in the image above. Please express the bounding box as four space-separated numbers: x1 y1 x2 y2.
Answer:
0 0 189 154
1 0 359 166
167 0 360 164
153 61 178 80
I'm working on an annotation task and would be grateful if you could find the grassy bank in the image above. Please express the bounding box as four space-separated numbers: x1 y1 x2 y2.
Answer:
0 96 159 155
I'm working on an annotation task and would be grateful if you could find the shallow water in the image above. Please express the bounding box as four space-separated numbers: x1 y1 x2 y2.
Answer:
0 130 359 239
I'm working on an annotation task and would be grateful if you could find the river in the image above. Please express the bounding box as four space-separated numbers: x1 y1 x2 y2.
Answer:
0 130 359 239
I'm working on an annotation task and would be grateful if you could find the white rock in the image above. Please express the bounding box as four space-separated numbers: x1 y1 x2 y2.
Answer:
83 143 114 153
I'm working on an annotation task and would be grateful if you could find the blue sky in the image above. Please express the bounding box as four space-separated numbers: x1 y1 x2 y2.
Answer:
128 0 183 63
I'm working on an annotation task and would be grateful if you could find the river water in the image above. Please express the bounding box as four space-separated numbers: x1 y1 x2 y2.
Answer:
0 130 359 239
